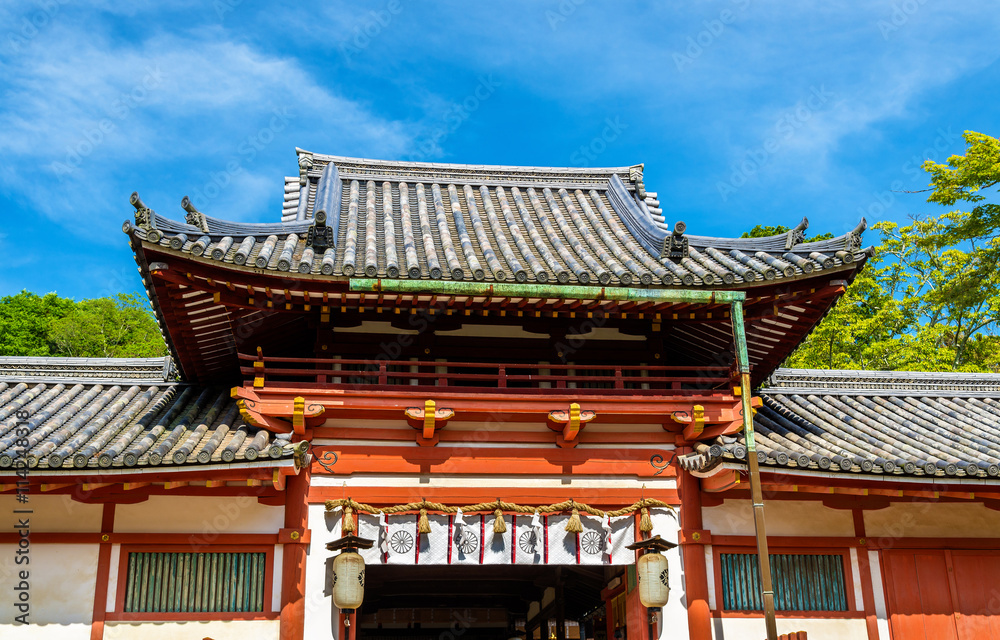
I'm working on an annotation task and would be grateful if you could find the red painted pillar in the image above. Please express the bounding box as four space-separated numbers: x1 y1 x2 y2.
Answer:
853 509 880 640
280 467 311 640
678 458 712 640
90 503 116 640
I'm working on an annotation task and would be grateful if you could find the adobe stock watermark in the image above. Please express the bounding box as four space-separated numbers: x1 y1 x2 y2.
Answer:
877 0 931 41
214 0 243 20
546 0 587 30
673 0 753 72
570 118 627 167
339 0 404 62
187 106 293 208
855 126 961 220
11 408 32 625
716 85 834 202
4 0 69 55
50 66 165 182
406 75 500 162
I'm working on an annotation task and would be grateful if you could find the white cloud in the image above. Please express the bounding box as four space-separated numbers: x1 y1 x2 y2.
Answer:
0 20 417 237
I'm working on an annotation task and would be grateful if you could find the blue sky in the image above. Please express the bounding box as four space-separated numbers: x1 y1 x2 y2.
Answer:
1 1 998 299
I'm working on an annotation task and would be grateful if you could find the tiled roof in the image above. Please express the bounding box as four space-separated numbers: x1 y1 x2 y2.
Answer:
679 368 1000 479
0 356 176 384
125 151 868 289
0 357 302 473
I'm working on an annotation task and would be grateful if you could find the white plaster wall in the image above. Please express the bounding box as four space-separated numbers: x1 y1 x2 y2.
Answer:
0 495 103 532
702 500 854 537
864 501 1000 539
0 542 99 639
106 544 121 613
104 619 280 639
114 495 283 534
868 550 891 640
711 617 868 639
304 502 341 640
310 474 676 491
655 510 689 640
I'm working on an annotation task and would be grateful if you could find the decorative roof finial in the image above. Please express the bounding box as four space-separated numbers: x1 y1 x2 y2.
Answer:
845 218 867 251
181 196 210 233
785 217 809 250
307 209 335 251
130 191 161 242
661 220 688 262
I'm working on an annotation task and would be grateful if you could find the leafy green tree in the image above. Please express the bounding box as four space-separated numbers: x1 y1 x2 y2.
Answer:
787 131 1000 372
0 291 76 356
741 225 834 242
49 293 167 358
0 291 167 358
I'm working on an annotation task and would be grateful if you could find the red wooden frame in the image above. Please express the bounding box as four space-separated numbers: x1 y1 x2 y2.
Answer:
108 543 278 621
711 545 863 619
880 548 1000 639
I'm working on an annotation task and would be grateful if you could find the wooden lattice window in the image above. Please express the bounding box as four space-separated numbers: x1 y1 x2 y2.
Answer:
720 552 848 612
123 551 267 613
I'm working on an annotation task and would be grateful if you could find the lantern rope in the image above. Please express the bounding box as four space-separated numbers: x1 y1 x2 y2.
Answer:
324 497 674 527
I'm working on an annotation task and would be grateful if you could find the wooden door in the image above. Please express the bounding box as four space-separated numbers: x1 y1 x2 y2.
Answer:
884 550 1000 639
950 551 1000 639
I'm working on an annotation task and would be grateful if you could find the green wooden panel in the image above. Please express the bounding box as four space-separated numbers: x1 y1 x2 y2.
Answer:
123 551 266 613
720 553 848 612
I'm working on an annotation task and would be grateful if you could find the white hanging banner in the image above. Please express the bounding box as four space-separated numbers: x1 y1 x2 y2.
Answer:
483 515 512 565
547 515 577 565
578 515 606 565
328 511 643 565
607 515 635 565
514 514 545 565
451 512 483 565
417 514 450 564
357 512 382 565
386 514 417 565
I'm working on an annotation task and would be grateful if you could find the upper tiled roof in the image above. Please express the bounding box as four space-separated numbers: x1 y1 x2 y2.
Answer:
125 150 868 290
0 356 176 384
679 368 1000 480
0 357 303 474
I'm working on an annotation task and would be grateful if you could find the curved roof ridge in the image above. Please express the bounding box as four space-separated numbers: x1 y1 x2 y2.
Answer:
297 148 634 176
0 356 176 383
765 367 1000 396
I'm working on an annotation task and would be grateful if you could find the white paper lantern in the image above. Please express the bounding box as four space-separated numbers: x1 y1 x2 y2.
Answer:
636 552 670 609
333 551 366 612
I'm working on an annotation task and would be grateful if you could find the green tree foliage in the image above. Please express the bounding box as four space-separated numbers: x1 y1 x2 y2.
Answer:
741 225 834 242
0 291 167 358
0 291 76 356
788 131 1000 372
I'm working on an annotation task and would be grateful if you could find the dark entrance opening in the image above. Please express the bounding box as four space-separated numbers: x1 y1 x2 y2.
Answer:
359 565 612 640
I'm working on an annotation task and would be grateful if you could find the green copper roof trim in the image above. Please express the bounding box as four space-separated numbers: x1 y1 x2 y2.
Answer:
348 278 746 303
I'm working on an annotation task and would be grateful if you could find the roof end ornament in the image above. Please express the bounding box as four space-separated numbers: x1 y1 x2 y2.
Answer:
785 217 809 250
298 150 315 177
629 163 646 199
181 196 210 233
846 217 867 251
660 220 688 262
129 191 162 243
307 209 335 251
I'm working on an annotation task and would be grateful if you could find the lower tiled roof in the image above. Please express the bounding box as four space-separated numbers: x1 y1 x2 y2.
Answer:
679 368 1000 479
0 358 301 473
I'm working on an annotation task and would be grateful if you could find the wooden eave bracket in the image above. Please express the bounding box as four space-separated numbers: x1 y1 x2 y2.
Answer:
548 402 596 448
404 400 454 446
272 466 298 491
231 386 325 435
669 399 760 441
699 467 741 493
